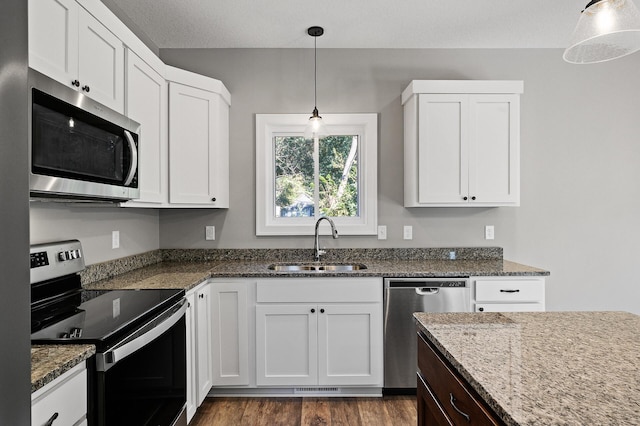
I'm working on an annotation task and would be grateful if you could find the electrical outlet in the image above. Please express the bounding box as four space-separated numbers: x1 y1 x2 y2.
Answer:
485 225 495 240
112 230 120 249
205 226 215 241
377 225 387 240
403 225 413 240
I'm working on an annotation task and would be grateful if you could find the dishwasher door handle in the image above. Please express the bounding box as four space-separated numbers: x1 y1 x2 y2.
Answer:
415 287 440 295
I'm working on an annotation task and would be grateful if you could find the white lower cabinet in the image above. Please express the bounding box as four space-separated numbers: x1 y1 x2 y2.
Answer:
210 281 250 386
256 303 318 386
472 276 546 312
185 290 197 423
186 281 213 423
318 303 382 386
32 362 87 426
255 278 383 389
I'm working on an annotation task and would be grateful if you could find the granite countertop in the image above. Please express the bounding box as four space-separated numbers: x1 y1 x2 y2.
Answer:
413 311 640 426
31 344 95 393
36 249 548 396
83 258 548 292
83 261 218 291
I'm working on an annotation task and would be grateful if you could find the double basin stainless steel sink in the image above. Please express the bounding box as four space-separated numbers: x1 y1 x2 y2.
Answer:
267 263 367 272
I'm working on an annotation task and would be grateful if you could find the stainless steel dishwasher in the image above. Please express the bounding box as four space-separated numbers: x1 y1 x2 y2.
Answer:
383 277 470 391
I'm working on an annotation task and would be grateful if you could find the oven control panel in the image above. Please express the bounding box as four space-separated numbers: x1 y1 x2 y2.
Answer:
30 251 49 268
30 240 85 284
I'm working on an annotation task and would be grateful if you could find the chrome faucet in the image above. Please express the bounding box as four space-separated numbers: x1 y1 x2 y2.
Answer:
314 217 338 262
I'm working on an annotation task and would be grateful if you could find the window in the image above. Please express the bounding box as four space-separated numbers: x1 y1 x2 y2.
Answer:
256 114 377 235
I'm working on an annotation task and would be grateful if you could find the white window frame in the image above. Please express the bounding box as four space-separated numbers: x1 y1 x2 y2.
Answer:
256 113 377 236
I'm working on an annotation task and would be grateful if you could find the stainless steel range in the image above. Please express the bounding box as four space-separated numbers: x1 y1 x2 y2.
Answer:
30 240 188 426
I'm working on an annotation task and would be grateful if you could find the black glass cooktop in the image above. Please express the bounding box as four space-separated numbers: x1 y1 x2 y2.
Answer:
31 288 184 344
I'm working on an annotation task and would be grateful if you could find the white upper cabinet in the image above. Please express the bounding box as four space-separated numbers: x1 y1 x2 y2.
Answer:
28 0 78 86
29 0 125 113
403 80 522 207
30 0 231 209
123 49 167 205
167 67 230 208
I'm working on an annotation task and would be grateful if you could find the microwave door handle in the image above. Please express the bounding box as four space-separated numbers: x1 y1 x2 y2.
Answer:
123 130 138 186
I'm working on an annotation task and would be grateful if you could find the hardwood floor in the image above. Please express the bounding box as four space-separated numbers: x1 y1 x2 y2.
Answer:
191 396 417 426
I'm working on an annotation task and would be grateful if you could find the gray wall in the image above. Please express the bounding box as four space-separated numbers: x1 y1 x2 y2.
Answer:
159 48 640 314
30 204 160 265
0 0 31 423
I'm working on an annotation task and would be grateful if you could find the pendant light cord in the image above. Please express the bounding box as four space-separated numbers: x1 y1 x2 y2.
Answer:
314 35 318 110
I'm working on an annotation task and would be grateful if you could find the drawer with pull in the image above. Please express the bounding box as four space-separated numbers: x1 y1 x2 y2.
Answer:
417 332 503 425
474 278 544 303
32 362 87 426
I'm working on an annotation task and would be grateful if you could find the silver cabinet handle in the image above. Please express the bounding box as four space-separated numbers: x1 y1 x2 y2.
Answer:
449 393 470 422
123 130 138 186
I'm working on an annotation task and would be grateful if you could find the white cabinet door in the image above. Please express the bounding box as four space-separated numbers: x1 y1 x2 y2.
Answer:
211 282 250 386
184 291 197 423
469 94 519 204
417 94 469 204
77 7 124 112
195 284 213 405
186 281 213 413
317 303 383 386
256 304 318 386
28 0 125 113
28 0 79 86
124 50 167 205
168 82 229 207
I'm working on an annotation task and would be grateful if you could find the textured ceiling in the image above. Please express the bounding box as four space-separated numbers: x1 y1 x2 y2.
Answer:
102 0 595 49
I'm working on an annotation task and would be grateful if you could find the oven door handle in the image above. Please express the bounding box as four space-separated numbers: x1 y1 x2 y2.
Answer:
123 130 138 187
96 298 187 372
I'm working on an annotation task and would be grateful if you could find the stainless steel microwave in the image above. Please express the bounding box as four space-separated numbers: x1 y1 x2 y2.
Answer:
28 69 140 202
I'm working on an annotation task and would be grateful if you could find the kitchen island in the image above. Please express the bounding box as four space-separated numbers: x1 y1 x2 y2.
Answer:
413 311 640 425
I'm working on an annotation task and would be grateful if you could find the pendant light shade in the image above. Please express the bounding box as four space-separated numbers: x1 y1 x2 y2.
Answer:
304 26 329 140
564 0 640 64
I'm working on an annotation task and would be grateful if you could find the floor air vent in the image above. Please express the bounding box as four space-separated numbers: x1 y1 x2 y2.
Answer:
294 387 340 394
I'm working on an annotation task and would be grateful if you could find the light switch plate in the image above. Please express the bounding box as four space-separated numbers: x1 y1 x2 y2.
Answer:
403 225 413 240
112 230 120 249
485 225 495 240
377 225 387 240
205 226 215 241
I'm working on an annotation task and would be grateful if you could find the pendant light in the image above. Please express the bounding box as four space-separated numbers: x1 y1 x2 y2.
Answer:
304 26 328 140
564 0 640 64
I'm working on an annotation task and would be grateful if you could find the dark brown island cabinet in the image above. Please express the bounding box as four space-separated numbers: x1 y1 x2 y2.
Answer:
417 331 505 426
